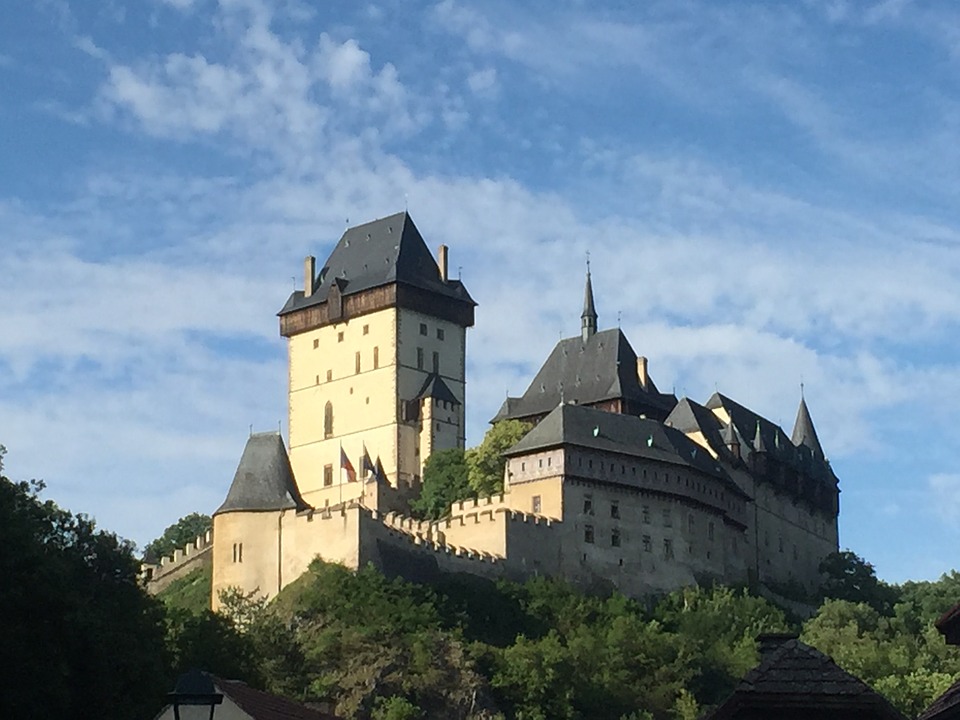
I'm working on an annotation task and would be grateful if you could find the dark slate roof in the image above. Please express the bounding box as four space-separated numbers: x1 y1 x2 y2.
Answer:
581 270 597 322
415 373 461 406
505 403 748 497
278 212 475 316
705 393 837 484
665 397 730 456
706 637 907 720
936 601 960 646
492 328 676 422
214 676 341 719
215 433 309 515
792 397 825 461
920 677 960 720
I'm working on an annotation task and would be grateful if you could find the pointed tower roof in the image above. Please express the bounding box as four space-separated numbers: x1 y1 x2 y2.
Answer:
791 397 825 461
753 420 768 454
215 433 309 515
581 266 598 340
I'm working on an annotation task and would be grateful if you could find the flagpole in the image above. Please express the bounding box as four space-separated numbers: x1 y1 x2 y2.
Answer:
338 442 343 506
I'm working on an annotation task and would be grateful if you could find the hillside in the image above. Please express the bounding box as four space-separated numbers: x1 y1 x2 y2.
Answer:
159 559 960 720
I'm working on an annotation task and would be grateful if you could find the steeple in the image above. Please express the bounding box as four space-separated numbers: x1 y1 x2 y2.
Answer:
791 396 825 461
581 261 597 342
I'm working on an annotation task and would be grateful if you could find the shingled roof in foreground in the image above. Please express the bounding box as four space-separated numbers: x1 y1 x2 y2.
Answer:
705 635 907 720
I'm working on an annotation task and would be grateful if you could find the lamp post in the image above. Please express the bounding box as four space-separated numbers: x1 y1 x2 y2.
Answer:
167 669 223 720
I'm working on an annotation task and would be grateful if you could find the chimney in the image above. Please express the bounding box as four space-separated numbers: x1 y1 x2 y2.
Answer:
637 356 648 390
304 255 316 298
438 244 449 282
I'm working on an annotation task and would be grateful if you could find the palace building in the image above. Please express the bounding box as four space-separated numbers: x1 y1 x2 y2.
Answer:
142 212 840 607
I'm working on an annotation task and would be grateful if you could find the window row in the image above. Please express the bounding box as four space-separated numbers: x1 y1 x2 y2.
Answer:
314 348 380 385
419 322 445 341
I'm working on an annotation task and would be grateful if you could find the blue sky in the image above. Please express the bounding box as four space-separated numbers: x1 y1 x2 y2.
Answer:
2 0 960 583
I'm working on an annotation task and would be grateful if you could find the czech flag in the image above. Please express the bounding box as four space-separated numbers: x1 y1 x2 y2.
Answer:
340 446 356 483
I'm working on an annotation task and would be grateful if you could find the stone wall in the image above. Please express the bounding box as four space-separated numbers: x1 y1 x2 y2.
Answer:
141 530 213 595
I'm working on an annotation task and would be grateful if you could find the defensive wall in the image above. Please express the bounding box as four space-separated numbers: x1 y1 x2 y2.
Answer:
141 530 213 595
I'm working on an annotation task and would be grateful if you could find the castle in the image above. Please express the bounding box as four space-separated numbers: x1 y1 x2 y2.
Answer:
143 212 840 607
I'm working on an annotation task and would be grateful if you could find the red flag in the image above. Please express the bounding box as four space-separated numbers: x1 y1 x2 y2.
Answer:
340 446 356 483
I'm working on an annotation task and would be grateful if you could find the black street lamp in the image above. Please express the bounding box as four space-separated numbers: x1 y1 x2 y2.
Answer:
167 669 223 720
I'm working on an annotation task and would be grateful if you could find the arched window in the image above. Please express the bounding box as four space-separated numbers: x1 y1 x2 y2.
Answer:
324 401 334 438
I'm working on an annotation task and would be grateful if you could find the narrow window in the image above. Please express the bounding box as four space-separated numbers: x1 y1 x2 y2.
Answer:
324 401 334 438
326 369 332 382
355 351 361 374
521 461 526 471
688 514 695 532
532 495 542 514
662 509 672 528
417 347 424 370
610 501 620 519
363 324 369 335
611 529 621 547
583 495 593 514
642 535 652 553
538 459 543 468
642 506 651 524
547 456 551 467
373 346 379 369
337 331 344 342
232 543 243 563
584 525 595 544
420 323 427 336
323 464 333 486
708 522 715 541
437 328 445 340
779 536 784 553
663 538 674 559
313 338 319 349
432 351 440 374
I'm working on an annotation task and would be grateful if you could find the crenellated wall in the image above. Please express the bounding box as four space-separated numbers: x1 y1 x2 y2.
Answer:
141 530 214 595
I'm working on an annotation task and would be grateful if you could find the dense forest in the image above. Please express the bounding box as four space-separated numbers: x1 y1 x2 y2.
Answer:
4 444 960 719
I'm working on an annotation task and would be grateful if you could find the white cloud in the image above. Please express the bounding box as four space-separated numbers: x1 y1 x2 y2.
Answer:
467 67 497 96
928 473 960 525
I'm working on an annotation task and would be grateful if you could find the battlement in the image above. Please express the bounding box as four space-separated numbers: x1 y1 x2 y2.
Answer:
448 493 508 518
141 529 214 594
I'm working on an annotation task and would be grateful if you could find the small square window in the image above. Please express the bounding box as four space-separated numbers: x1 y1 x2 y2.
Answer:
437 328 445 340
323 465 333 487
363 324 369 335
337 331 344 342
420 323 427 336
532 495 542 513
584 525 595 544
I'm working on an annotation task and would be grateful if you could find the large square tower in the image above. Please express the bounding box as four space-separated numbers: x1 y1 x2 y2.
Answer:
277 212 475 508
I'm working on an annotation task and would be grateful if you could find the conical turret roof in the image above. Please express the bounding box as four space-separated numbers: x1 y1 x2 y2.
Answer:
791 397 825 461
215 433 309 515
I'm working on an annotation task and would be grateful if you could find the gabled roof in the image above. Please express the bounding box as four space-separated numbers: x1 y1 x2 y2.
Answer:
215 433 309 515
792 397 825 461
215 676 341 719
706 637 907 720
278 212 475 316
505 403 748 498
415 372 461 406
920 678 960 720
665 397 726 450
492 328 676 422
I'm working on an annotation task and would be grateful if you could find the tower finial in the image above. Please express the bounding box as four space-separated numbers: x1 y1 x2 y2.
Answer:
581 259 597 341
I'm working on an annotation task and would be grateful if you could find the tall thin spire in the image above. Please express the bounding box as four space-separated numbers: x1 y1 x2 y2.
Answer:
791 396 825 461
581 257 597 342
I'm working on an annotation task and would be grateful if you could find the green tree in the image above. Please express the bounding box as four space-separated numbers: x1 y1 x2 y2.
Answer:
145 512 212 561
0 446 170 720
818 550 899 615
411 448 473 519
466 420 533 497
